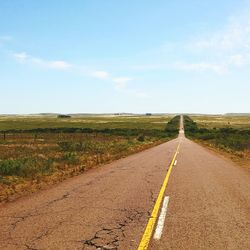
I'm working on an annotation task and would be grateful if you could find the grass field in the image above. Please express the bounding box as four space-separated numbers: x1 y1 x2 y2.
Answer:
185 115 250 167
0 115 178 202
190 115 250 129
0 115 171 131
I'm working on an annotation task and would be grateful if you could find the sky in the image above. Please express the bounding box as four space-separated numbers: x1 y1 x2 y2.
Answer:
0 0 250 114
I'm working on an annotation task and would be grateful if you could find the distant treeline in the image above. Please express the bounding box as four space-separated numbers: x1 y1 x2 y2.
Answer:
184 115 250 151
164 115 180 134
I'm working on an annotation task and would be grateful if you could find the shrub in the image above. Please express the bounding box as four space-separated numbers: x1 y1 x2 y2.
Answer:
137 135 145 142
164 116 180 137
57 115 71 118
0 158 54 177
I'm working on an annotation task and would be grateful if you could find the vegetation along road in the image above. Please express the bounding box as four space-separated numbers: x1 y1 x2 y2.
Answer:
0 116 249 249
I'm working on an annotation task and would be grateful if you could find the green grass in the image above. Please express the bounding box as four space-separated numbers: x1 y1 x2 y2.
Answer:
0 158 54 177
0 115 178 142
184 115 250 152
0 115 172 131
0 115 180 200
190 115 250 129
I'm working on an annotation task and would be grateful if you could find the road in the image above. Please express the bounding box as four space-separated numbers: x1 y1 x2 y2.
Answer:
0 116 249 249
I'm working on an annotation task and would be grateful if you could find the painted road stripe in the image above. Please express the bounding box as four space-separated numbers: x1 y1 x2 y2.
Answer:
137 143 180 250
153 196 170 240
174 160 177 166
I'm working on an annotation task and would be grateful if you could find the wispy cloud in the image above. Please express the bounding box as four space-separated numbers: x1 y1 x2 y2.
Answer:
90 70 110 79
112 77 132 90
132 8 250 75
13 52 29 62
131 61 228 74
12 51 146 98
228 53 250 66
46 60 71 70
13 52 71 70
174 62 228 74
184 10 250 72
171 53 250 74
189 16 250 51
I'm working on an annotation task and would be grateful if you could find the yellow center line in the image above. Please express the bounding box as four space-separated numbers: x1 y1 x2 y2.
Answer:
137 142 180 250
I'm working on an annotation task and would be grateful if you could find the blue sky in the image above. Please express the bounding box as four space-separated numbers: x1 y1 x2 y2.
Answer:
0 0 250 114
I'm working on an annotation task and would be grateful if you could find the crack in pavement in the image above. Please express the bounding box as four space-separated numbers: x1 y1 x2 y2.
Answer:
0 192 71 233
149 190 156 204
80 209 144 249
0 142 182 250
25 243 40 250
45 192 70 207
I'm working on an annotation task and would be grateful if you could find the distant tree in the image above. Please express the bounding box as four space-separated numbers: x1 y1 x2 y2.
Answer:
137 134 145 142
57 115 71 118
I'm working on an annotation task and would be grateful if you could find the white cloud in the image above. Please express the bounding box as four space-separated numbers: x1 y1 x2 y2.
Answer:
132 9 250 75
13 52 71 70
13 52 29 62
174 62 228 74
192 28 243 51
132 61 229 74
112 77 132 89
47 60 71 70
190 15 250 51
12 51 148 97
228 53 250 67
91 70 110 79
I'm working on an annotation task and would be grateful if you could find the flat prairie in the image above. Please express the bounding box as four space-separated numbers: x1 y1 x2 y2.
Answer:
190 115 250 129
0 115 171 131
0 115 176 202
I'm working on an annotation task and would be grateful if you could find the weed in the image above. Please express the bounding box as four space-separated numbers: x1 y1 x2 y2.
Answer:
62 152 78 164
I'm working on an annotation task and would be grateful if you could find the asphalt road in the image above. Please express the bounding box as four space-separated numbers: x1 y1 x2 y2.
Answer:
0 117 249 249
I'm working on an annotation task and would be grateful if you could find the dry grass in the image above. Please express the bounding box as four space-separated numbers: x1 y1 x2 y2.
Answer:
0 115 172 131
0 115 177 202
190 115 250 129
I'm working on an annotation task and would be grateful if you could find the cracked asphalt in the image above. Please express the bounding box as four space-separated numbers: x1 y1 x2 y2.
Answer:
1 117 249 249
0 137 179 250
